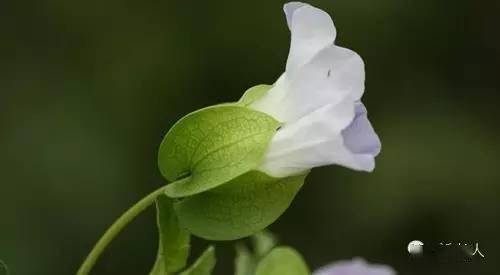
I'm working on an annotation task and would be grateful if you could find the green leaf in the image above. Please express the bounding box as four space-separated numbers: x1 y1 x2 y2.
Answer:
150 195 190 275
174 171 307 240
158 105 280 198
255 247 310 275
179 246 216 275
234 244 256 275
252 230 278 258
238 85 272 106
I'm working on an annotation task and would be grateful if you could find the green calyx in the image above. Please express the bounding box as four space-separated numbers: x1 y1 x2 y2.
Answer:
158 104 280 198
158 85 275 199
174 170 306 240
157 85 308 241
238 84 273 106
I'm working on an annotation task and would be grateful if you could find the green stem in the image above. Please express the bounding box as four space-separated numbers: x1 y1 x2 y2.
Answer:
77 185 168 275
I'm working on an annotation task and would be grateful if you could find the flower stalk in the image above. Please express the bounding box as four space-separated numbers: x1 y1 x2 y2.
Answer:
76 185 168 275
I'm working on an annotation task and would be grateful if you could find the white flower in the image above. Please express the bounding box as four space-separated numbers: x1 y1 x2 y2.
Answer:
314 258 396 275
250 2 381 177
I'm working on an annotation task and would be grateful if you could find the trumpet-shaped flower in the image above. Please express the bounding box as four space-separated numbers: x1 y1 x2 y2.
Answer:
314 258 396 275
156 1 382 241
250 2 381 177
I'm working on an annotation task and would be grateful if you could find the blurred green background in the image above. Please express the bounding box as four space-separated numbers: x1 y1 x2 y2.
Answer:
1 0 499 274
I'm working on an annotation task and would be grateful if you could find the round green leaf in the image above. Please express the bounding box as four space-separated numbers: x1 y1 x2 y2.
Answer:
174 171 307 240
158 105 280 198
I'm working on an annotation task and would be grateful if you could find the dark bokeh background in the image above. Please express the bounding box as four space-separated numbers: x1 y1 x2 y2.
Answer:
1 0 499 274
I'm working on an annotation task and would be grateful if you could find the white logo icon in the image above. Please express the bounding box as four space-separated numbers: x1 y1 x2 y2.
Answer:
407 240 424 255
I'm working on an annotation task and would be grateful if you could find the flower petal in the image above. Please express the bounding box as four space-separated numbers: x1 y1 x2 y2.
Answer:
250 3 379 177
252 45 365 123
287 45 365 120
257 98 361 177
342 102 381 156
248 74 288 122
283 2 307 28
284 2 337 77
314 258 396 275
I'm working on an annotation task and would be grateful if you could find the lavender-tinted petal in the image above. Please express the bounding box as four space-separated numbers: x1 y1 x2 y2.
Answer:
314 258 396 275
342 102 381 156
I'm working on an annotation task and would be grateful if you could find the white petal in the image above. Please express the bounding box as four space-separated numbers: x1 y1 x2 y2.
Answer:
251 45 365 123
284 2 308 28
284 3 337 77
286 45 365 120
258 98 361 177
248 74 288 121
314 258 396 275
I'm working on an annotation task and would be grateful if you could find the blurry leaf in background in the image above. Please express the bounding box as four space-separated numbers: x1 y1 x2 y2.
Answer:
150 195 191 274
179 246 216 275
251 231 278 259
234 230 278 275
234 244 256 275
255 247 310 275
0 259 9 275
